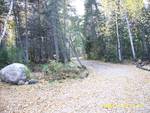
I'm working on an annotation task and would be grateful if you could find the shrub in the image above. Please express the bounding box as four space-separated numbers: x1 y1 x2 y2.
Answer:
24 67 31 79
41 60 64 75
0 47 23 68
0 48 9 68
41 60 83 80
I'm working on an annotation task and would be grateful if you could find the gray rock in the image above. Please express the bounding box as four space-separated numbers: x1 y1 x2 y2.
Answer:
25 81 29 85
0 63 30 84
18 80 25 85
28 79 38 84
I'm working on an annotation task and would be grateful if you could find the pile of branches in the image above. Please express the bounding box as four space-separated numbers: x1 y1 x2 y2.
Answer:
136 59 150 71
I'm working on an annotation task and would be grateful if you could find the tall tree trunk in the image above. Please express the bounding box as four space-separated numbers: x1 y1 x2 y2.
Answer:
143 0 149 9
37 0 44 62
68 34 84 68
125 13 136 60
115 13 122 61
0 0 13 43
139 27 148 59
13 0 21 48
115 0 122 62
62 0 68 64
24 0 29 63
52 0 60 62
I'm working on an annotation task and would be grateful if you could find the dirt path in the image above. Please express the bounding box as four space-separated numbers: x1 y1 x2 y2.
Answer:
0 60 150 113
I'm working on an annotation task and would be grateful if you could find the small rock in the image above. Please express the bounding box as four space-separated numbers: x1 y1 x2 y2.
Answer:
25 81 29 85
28 79 38 84
17 80 25 85
80 70 89 79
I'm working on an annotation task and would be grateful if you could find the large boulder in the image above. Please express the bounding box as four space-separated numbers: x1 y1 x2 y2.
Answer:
0 63 31 84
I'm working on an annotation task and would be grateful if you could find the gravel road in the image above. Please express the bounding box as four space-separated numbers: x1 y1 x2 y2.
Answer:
0 60 150 113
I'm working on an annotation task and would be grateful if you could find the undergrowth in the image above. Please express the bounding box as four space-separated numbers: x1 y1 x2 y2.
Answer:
41 60 87 80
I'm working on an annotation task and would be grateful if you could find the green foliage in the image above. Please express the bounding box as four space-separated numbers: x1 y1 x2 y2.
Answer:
104 50 117 62
0 48 9 68
0 47 23 68
124 0 143 18
42 64 49 73
7 47 23 63
84 0 150 62
0 0 5 15
41 60 79 75
42 60 64 75
41 60 86 81
24 67 31 79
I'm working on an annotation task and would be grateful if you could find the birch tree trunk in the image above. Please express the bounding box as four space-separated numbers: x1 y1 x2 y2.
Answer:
115 0 122 62
125 13 136 60
143 0 149 9
68 34 84 68
0 0 13 43
115 13 122 61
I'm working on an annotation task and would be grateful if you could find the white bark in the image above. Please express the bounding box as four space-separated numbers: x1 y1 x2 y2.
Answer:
125 13 136 60
144 0 149 9
68 34 84 68
120 0 136 60
0 0 14 43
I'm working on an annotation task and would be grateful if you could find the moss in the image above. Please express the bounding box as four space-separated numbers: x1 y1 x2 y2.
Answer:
24 67 31 79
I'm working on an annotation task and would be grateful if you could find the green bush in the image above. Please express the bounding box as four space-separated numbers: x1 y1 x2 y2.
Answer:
41 60 79 75
24 67 31 79
8 47 23 63
0 48 9 68
41 60 64 75
0 47 23 68
41 60 83 81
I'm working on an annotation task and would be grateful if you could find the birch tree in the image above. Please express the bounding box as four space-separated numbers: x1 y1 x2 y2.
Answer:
125 13 136 60
115 0 122 61
0 0 13 43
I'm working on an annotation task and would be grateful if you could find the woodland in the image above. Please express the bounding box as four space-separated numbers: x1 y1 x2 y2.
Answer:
0 0 150 112
0 0 149 66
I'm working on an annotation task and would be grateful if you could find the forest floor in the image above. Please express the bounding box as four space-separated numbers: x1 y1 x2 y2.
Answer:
0 60 150 113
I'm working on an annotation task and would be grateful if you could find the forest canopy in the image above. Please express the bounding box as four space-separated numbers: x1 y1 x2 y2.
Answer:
0 0 149 67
